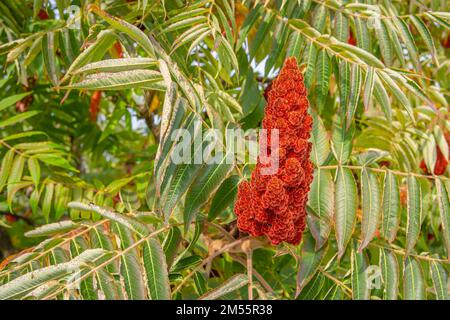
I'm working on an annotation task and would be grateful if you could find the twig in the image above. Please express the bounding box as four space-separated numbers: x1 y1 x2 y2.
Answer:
366 241 449 263
206 221 275 294
0 141 26 157
247 249 253 300
312 0 438 21
318 165 450 181
0 219 108 276
319 268 352 298
230 253 275 294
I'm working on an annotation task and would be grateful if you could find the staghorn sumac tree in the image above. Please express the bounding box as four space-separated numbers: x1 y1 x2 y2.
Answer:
0 0 449 300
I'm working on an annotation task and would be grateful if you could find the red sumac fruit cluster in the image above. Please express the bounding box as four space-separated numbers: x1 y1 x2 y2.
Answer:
234 57 313 245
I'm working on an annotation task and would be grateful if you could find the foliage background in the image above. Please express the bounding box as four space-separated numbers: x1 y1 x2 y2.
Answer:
0 0 449 300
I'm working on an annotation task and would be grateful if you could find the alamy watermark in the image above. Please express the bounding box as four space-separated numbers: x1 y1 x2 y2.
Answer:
168 120 280 175
366 265 382 290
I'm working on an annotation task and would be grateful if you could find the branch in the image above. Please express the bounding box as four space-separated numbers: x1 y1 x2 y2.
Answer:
246 249 253 300
318 165 450 181
206 221 274 294
42 223 174 300
319 268 352 298
312 0 441 21
0 219 108 276
266 7 432 83
366 241 448 263
171 237 251 297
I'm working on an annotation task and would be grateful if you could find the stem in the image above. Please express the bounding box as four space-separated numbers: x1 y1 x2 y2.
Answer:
43 223 174 300
230 253 274 294
318 165 450 181
172 237 250 297
205 222 274 294
312 0 436 21
0 141 26 157
367 241 448 263
319 268 352 298
0 219 108 277
247 249 253 300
